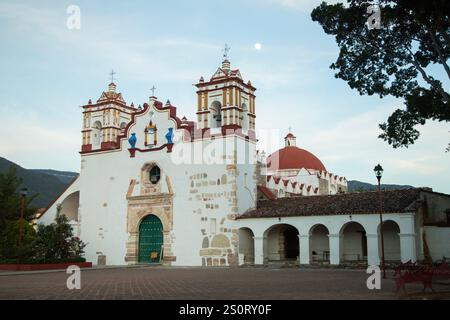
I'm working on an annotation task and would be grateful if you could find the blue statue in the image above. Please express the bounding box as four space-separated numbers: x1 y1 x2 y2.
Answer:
128 133 137 149
165 128 174 144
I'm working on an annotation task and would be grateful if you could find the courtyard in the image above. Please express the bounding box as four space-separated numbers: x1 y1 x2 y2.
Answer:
0 266 447 300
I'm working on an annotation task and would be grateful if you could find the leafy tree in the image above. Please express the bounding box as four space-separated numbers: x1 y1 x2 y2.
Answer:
33 208 86 260
0 166 37 233
0 166 38 260
0 219 37 260
311 0 450 150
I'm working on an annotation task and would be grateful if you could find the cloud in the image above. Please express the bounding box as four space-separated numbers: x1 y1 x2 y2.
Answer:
0 107 80 170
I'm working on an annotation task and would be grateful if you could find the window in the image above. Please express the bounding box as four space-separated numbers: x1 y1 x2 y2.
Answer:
149 166 161 184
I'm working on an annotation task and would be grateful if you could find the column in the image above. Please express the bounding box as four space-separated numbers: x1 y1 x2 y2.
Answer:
298 234 310 265
366 233 380 266
399 233 417 262
328 234 342 265
253 236 266 265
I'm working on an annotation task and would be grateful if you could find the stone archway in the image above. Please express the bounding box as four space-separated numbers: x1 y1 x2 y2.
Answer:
309 224 330 263
340 222 367 262
380 220 401 262
238 227 255 265
125 194 175 265
264 224 299 262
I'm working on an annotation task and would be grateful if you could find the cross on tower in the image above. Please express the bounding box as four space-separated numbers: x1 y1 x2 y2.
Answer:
109 69 116 83
288 126 292 133
222 43 231 60
150 85 156 97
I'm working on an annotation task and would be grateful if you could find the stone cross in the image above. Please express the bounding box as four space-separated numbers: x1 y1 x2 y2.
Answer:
150 85 156 96
109 69 116 83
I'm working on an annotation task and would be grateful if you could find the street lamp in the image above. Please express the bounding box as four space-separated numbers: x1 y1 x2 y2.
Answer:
17 187 28 264
373 164 386 279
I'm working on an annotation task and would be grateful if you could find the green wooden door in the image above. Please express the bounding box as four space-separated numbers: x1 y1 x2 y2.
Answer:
138 215 163 263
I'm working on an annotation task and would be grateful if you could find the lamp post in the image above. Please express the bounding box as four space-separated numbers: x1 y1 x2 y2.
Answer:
17 187 28 264
373 164 386 279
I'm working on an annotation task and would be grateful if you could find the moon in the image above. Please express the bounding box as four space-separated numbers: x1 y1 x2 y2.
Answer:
254 43 262 50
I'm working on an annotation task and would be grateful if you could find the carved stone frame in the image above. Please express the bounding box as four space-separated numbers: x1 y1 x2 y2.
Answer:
125 194 175 265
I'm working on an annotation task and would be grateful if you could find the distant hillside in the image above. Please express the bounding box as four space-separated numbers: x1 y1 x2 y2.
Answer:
348 180 414 192
0 157 78 208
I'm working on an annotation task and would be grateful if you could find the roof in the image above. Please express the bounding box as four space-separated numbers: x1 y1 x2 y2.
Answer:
285 133 295 139
267 146 326 172
258 186 276 200
238 188 427 219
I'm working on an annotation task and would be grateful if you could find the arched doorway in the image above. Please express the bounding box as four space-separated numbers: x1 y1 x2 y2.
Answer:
341 222 367 262
309 224 330 263
210 101 222 128
238 228 255 265
380 220 401 262
265 224 299 262
138 215 163 263
92 121 102 149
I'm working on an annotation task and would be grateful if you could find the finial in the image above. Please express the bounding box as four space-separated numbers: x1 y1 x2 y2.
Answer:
150 85 156 97
222 43 231 61
166 99 171 106
88 99 92 104
109 69 116 84
131 102 134 108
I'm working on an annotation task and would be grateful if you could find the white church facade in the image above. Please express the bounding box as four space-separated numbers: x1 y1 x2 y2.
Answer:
38 54 450 267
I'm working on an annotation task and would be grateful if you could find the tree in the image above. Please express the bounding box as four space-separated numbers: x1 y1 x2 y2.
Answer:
33 208 86 260
0 166 37 233
0 166 38 258
311 0 450 150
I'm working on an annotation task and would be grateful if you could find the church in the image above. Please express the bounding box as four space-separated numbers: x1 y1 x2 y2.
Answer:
38 52 450 267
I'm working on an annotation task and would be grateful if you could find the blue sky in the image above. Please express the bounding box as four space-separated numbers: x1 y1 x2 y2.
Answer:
0 0 449 192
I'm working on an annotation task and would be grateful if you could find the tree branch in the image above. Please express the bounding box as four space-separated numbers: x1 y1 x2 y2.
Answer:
426 25 450 79
407 48 450 103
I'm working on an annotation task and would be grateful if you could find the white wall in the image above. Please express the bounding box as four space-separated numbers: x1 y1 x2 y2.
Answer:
425 226 450 261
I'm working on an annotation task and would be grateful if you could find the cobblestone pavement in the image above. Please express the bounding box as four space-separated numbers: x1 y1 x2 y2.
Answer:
0 266 443 300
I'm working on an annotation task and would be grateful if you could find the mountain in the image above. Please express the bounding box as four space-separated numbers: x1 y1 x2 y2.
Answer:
347 180 414 192
0 157 78 208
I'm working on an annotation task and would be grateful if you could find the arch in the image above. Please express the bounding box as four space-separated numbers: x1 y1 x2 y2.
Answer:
120 122 127 134
202 237 209 248
92 121 102 148
264 224 299 261
340 222 367 262
238 227 255 265
138 214 164 263
59 191 79 222
241 103 249 131
379 220 401 262
210 101 222 128
211 234 230 248
309 224 330 263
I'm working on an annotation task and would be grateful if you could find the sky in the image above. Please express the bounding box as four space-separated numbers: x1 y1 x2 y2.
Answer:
0 0 449 193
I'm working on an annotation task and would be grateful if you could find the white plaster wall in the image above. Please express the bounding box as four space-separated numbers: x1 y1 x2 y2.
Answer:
38 177 80 225
40 100 258 266
425 226 450 261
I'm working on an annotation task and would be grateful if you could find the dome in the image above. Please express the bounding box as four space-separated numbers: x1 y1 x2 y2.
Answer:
267 146 326 172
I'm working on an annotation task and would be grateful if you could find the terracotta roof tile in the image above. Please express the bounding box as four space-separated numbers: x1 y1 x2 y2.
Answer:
238 188 426 219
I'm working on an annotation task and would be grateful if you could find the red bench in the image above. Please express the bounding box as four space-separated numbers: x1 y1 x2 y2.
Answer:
395 262 450 292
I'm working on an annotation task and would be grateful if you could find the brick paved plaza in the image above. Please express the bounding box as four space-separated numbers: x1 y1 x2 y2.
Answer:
0 266 446 300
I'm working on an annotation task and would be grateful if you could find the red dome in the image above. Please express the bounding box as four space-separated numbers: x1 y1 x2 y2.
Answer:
267 146 326 172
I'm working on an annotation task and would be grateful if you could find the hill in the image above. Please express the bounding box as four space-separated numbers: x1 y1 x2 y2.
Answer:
0 157 78 208
347 180 414 192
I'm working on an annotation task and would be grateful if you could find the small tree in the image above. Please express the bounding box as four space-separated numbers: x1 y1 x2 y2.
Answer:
34 206 86 261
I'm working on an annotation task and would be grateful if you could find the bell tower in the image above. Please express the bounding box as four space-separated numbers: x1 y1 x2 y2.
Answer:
195 45 256 132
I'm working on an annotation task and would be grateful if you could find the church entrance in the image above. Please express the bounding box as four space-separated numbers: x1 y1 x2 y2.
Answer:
138 215 163 264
